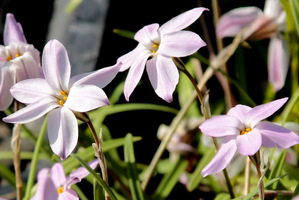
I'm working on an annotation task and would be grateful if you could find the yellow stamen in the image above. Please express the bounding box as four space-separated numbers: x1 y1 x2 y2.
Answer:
59 100 64 106
63 97 68 101
240 128 252 135
60 91 66 96
153 44 159 48
152 50 156 53
6 56 12 61
57 186 64 194
15 53 20 57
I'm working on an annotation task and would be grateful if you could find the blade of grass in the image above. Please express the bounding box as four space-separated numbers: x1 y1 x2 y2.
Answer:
267 150 287 190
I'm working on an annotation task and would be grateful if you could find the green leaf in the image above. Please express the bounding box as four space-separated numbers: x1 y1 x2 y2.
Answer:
267 150 287 190
65 0 83 14
154 157 188 200
233 174 288 200
71 154 118 200
289 0 299 36
214 193 231 200
187 147 215 191
113 29 135 39
94 173 105 200
124 133 144 200
0 161 16 188
293 182 299 196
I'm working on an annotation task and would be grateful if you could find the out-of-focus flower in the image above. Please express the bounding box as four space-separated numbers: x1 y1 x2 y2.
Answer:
217 0 289 91
0 13 42 110
3 39 120 160
31 159 98 200
117 7 207 102
199 98 299 177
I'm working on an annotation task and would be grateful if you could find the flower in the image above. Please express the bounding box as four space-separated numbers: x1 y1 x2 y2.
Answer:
199 98 299 177
3 39 120 160
0 13 42 110
216 0 289 91
31 159 98 200
117 7 207 102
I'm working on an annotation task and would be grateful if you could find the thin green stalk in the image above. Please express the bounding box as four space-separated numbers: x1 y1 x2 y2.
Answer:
281 87 299 125
23 115 48 200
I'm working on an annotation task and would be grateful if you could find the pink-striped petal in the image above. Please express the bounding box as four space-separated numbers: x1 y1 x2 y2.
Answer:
217 7 263 38
50 163 67 188
0 64 14 111
134 23 160 45
146 55 179 102
10 78 53 104
257 121 299 148
58 190 79 200
159 7 208 35
4 13 26 45
199 115 242 137
158 31 206 57
201 137 237 177
227 104 252 123
268 36 289 91
65 84 110 112
42 40 71 93
244 97 288 127
48 107 78 160
3 97 59 124
236 128 262 155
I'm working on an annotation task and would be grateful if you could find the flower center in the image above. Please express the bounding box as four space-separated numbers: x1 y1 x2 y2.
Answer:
59 91 68 106
57 186 64 194
240 128 252 135
6 53 21 62
150 43 159 54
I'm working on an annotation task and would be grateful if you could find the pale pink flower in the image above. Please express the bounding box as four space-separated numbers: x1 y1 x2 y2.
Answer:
117 7 207 102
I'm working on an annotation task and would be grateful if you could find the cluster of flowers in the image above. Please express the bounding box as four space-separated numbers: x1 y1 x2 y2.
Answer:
0 0 298 198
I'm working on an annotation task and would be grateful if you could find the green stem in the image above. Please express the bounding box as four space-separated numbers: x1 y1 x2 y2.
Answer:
23 115 48 200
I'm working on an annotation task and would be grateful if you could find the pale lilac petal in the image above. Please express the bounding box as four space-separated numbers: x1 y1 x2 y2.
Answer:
134 23 160 45
70 63 120 88
257 121 299 148
65 84 110 112
123 51 150 101
10 78 53 104
217 7 263 38
0 65 14 111
48 107 78 160
264 0 284 19
268 36 289 91
66 159 99 187
31 168 58 200
159 7 208 34
15 51 42 80
199 115 242 137
58 190 79 200
236 128 262 155
3 97 59 124
4 13 26 45
146 55 179 102
50 163 67 188
201 137 237 177
42 40 71 93
227 104 252 123
158 31 206 57
117 44 149 72
245 97 288 127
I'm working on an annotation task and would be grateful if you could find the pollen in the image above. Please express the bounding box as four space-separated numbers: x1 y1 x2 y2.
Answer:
57 186 64 194
240 128 252 135
153 44 159 48
63 97 68 101
15 53 20 57
60 91 66 96
59 100 64 106
6 56 12 61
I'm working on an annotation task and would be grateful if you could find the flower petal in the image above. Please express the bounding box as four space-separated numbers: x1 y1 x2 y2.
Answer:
66 159 99 186
158 31 206 57
31 168 58 200
216 7 263 38
50 163 67 188
146 55 179 102
159 7 208 34
123 51 150 101
47 107 78 160
257 121 299 148
3 97 59 124
4 13 26 45
227 104 252 123
244 97 288 127
199 115 242 137
134 23 160 45
201 137 237 177
70 63 120 88
58 190 79 200
268 35 290 91
236 128 262 155
42 40 71 93
10 78 53 104
0 64 14 111
65 84 110 112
